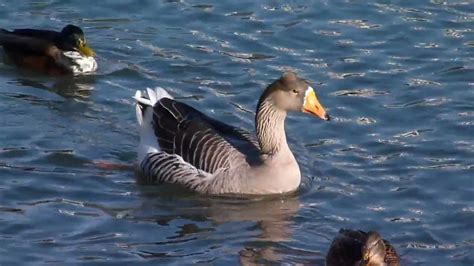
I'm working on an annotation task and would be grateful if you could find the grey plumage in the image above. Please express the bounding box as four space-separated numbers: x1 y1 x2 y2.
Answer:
134 72 329 195
140 152 211 191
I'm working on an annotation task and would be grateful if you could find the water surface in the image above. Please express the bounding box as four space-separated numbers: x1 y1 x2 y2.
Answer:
0 0 473 264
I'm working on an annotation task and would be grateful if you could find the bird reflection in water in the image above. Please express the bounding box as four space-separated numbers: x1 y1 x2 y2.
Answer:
12 75 96 99
131 188 301 264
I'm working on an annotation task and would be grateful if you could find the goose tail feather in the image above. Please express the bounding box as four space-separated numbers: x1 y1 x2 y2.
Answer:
134 87 173 162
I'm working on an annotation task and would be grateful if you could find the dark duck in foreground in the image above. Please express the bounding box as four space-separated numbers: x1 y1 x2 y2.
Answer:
0 24 96 75
326 229 400 266
134 72 330 195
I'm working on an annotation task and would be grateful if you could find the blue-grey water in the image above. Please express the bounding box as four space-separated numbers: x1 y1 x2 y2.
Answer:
0 1 473 265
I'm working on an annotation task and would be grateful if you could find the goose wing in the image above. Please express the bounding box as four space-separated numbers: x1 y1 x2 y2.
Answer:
139 151 213 191
152 97 261 174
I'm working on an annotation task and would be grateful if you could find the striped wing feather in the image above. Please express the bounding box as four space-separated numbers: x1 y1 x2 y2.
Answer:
139 152 212 191
152 98 261 174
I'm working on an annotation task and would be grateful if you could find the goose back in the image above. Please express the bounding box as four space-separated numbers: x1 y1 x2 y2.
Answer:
151 98 261 174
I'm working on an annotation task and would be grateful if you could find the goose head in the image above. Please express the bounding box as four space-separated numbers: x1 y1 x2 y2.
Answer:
259 72 330 121
59 24 95 57
360 231 387 266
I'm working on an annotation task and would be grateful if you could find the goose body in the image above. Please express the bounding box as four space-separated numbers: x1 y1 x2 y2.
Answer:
0 24 96 75
326 229 399 266
134 72 329 195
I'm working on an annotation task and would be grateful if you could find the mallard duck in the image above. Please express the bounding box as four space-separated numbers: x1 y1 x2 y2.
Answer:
133 72 330 195
326 229 399 266
0 24 97 75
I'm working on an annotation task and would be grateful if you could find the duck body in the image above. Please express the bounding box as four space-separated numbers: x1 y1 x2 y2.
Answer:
134 72 329 195
0 25 96 75
326 229 399 266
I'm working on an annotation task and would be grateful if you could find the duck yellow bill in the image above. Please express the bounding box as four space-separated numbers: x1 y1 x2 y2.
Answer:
78 43 95 57
363 251 370 262
302 87 330 121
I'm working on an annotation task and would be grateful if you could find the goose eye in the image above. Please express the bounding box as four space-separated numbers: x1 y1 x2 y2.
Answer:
292 89 298 94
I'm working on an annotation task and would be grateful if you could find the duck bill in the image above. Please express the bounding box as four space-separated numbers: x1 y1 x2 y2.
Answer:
362 252 370 265
78 43 95 57
302 88 330 121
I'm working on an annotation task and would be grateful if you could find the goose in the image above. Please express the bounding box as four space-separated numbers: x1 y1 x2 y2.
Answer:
0 24 97 75
133 72 329 195
326 229 399 266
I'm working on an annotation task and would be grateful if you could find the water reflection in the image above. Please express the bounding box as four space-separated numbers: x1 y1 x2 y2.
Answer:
13 75 96 99
1 0 473 264
132 187 300 263
208 195 299 264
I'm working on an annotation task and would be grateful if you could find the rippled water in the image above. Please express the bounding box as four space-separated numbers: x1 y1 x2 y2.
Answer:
1 1 473 265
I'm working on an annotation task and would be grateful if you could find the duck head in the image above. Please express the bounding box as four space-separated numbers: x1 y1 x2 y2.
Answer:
60 24 95 57
360 231 387 266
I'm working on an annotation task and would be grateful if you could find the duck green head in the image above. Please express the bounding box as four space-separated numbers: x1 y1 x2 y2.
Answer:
60 24 95 57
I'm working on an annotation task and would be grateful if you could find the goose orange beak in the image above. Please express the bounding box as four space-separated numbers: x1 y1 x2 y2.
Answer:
302 87 330 121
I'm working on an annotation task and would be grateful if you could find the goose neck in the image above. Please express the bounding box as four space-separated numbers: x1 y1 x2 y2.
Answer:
255 100 288 156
